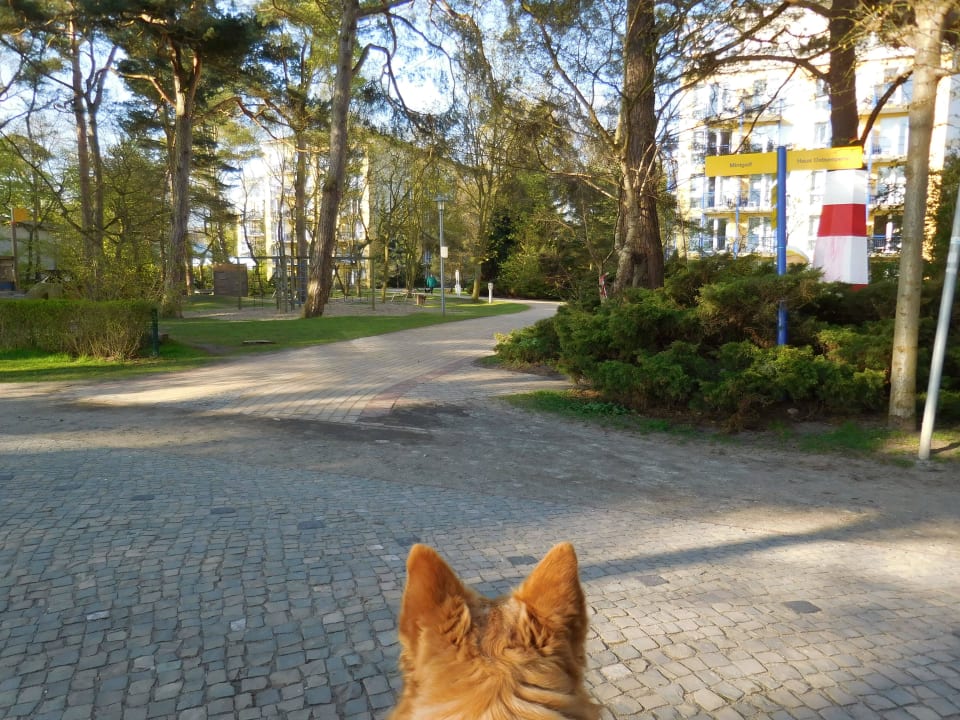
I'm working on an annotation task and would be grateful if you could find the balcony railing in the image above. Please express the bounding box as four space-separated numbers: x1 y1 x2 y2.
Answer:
871 234 901 254
701 196 774 211
690 234 902 259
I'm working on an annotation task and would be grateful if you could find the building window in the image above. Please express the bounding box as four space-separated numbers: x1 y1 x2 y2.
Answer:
692 130 706 163
706 177 717 208
881 67 912 105
719 130 732 155
873 67 913 106
747 216 773 253
705 129 732 156
689 175 702 206
895 119 908 155
714 218 727 251
875 165 906 206
870 117 908 158
810 170 825 206
751 79 767 107
748 175 764 206
900 77 913 104
814 122 830 148
872 213 902 253
814 78 830 111
708 84 720 116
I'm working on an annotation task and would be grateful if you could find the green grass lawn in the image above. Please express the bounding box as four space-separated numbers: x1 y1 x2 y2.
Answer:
0 345 213 382
0 297 526 382
166 300 522 354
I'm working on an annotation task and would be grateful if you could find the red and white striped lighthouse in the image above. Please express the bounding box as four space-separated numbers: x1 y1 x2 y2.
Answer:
812 169 870 285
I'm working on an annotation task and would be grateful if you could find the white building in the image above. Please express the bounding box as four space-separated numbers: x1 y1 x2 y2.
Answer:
0 216 60 290
671 43 960 263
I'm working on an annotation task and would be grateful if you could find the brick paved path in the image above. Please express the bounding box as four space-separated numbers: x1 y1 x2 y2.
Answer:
1 302 958 719
52 302 567 423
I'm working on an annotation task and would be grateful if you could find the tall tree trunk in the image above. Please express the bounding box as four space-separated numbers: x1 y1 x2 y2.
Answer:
163 59 200 317
304 0 359 318
613 0 663 293
69 20 100 298
827 0 859 147
471 170 493 302
887 2 950 428
295 138 308 302
88 98 106 276
68 23 115 299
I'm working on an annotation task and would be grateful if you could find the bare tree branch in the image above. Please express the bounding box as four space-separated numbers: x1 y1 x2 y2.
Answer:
520 5 617 151
117 70 176 107
859 69 912 146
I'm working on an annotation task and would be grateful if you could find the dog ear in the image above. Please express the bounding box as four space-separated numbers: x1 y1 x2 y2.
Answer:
399 544 472 652
513 543 587 643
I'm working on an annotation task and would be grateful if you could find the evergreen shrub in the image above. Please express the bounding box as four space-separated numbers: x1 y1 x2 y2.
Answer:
589 342 705 412
494 258 958 428
662 254 763 307
493 318 560 365
552 305 611 379
809 280 898 326
605 288 699 353
934 390 960 422
696 268 823 348
816 321 893 372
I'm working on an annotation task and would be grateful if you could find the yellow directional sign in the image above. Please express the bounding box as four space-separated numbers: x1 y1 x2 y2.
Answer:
787 146 863 172
705 146 863 176
705 152 777 177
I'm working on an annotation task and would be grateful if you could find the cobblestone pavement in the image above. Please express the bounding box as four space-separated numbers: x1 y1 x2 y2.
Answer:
1 302 958 719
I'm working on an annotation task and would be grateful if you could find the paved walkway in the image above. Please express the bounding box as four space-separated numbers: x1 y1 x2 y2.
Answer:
1 302 958 720
53 301 569 423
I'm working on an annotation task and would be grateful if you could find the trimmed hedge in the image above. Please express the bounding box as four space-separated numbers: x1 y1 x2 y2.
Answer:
0 300 155 359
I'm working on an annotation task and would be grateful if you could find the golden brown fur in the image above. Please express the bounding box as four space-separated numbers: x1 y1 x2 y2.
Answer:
390 543 601 720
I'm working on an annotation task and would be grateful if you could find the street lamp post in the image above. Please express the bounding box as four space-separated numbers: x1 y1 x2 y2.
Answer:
436 196 447 316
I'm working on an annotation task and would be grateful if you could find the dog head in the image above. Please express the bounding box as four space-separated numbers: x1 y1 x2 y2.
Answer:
390 543 600 720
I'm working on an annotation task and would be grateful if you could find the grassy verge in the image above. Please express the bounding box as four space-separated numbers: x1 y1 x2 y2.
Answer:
165 301 522 354
1 297 526 382
503 389 960 463
0 344 212 382
793 420 960 462
794 421 893 454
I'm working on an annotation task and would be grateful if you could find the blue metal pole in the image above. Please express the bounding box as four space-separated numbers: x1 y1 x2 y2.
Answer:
777 145 788 346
